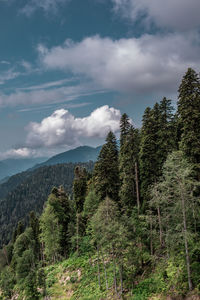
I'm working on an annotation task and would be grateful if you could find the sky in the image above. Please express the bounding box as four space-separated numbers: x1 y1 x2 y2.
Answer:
0 0 200 159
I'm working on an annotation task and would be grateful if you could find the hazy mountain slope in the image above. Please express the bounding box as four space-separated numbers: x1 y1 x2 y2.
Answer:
33 145 102 169
0 161 94 247
0 157 47 181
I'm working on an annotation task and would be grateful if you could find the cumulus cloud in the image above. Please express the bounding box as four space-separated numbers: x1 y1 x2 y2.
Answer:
21 0 70 16
38 33 200 94
112 0 200 31
26 105 121 148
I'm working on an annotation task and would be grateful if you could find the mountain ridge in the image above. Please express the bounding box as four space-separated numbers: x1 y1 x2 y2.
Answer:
31 145 102 170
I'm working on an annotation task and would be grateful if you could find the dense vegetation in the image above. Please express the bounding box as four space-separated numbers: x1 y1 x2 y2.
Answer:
0 68 200 299
0 162 94 247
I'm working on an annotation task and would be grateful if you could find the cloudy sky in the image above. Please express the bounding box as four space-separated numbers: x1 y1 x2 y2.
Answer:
0 0 200 159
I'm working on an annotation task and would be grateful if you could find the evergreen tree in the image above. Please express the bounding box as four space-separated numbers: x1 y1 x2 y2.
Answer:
120 113 131 147
29 211 40 260
73 167 88 255
90 197 128 295
150 151 200 291
119 126 140 213
157 97 176 173
177 68 200 174
40 201 61 262
139 106 159 205
50 187 71 257
73 166 87 213
139 99 175 207
83 187 101 220
40 187 71 260
94 131 119 203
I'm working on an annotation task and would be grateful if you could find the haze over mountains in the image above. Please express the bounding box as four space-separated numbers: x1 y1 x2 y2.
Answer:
0 145 102 181
33 145 102 169
0 157 46 182
0 144 102 246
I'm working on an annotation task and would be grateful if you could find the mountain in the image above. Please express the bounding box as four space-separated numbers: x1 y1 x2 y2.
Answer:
0 161 94 247
0 157 47 181
33 145 102 169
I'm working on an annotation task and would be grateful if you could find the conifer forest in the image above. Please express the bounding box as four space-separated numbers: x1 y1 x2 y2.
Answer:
0 68 200 299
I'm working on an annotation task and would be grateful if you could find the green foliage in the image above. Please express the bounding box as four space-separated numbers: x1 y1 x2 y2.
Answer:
139 99 176 207
73 166 88 213
0 266 15 298
83 188 101 219
94 131 119 203
119 125 140 213
1 68 200 299
40 200 62 262
0 161 94 247
178 68 200 169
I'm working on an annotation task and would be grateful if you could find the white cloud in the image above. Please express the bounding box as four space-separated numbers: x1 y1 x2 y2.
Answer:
0 147 37 160
38 33 200 94
112 0 200 31
21 0 70 16
26 105 121 148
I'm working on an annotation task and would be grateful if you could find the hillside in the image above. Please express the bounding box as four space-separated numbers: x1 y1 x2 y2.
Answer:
0 161 94 247
33 145 102 169
0 70 200 300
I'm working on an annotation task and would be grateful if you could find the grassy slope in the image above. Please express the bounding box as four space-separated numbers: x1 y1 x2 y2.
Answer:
45 254 200 300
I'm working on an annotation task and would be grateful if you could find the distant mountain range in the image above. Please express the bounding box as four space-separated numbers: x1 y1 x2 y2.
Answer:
0 157 47 181
0 145 102 181
33 145 102 169
0 144 104 246
0 161 94 247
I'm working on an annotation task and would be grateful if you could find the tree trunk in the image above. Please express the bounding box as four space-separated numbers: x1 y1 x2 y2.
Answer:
119 264 123 296
157 206 163 247
150 213 153 255
97 245 101 290
100 248 108 291
111 246 118 295
180 185 193 291
3 246 9 266
135 162 140 213
76 213 79 256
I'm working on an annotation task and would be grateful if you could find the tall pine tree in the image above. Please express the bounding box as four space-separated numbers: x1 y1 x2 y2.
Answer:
177 68 200 174
119 124 140 213
94 131 119 203
139 100 175 207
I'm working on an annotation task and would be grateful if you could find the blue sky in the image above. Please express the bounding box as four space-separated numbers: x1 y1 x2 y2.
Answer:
0 0 200 159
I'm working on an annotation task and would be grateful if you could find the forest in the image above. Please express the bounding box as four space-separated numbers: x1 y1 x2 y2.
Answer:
0 67 200 299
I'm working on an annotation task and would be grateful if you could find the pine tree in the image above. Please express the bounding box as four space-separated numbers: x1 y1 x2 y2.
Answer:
150 151 200 291
177 68 200 174
73 166 87 214
40 202 61 262
94 131 119 203
73 167 88 255
139 100 176 207
119 125 140 213
40 187 71 260
139 106 158 205
157 97 176 174
90 197 128 295
29 211 40 260
120 113 131 147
